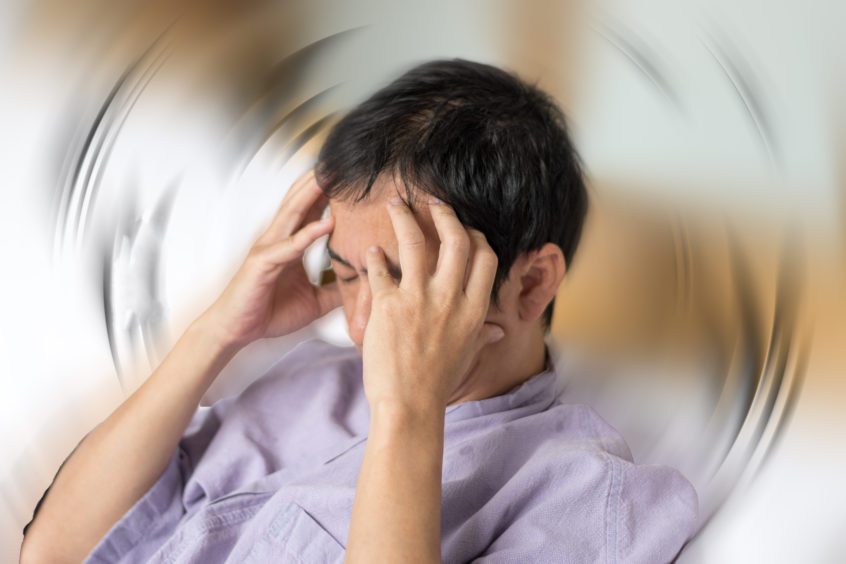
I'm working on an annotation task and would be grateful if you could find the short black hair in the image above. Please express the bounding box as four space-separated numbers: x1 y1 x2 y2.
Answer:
315 58 589 331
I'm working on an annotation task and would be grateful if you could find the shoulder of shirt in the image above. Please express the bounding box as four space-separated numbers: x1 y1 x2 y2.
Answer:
499 395 636 462
244 337 360 391
472 398 699 561
497 398 699 556
544 397 698 490
201 337 360 412
489 395 698 506
270 337 361 372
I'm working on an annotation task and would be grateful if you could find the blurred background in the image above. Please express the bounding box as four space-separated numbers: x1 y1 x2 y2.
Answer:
0 0 844 561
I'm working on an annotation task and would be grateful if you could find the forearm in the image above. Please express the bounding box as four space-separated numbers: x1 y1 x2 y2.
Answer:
21 316 240 563
345 400 445 564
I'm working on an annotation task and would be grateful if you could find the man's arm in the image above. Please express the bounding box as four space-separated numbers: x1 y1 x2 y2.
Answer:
346 400 446 563
344 198 503 563
20 169 341 563
19 317 239 563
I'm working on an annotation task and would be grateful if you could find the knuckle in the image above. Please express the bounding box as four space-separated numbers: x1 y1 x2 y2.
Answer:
247 242 271 260
435 283 461 303
403 235 426 248
457 314 480 334
289 203 308 221
399 300 418 318
430 293 450 314
468 310 484 327
471 231 493 251
481 248 498 266
445 232 470 253
470 229 490 247
245 248 274 272
245 243 264 260
285 232 302 249
252 232 271 247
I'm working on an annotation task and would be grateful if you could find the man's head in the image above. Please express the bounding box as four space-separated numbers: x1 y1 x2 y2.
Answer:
315 58 588 354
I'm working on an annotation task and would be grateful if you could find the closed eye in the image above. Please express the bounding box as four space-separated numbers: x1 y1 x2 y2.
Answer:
338 273 401 285
327 241 403 284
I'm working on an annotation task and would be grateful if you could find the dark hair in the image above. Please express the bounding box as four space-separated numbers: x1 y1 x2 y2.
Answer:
315 58 588 331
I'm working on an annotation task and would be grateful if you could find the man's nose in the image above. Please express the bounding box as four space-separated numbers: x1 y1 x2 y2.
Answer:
348 282 371 348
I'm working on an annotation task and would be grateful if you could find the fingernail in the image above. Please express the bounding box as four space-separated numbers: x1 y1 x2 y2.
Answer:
490 327 505 342
428 196 442 205
367 245 379 254
388 197 403 206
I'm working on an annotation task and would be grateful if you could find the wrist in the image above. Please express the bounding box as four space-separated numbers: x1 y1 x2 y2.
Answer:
370 399 445 434
186 314 244 362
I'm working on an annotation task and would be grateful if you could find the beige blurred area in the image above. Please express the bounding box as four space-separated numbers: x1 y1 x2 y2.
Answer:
1 0 844 562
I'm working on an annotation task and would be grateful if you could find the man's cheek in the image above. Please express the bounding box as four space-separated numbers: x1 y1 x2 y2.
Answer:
336 289 355 323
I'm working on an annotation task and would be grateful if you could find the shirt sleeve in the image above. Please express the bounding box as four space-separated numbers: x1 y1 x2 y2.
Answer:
470 456 699 564
23 386 234 538
83 401 233 563
613 462 699 563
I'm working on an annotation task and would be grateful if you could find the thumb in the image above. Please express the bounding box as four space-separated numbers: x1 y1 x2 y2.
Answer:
479 322 505 346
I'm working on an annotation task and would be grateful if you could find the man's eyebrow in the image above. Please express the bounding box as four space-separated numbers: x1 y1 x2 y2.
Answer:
326 238 403 279
326 242 353 269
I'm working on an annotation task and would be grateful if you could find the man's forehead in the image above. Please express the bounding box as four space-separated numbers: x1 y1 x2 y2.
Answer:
328 196 394 231
326 192 439 274
326 172 431 210
328 191 435 228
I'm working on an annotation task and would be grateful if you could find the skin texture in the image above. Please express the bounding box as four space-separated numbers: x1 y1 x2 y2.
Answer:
19 168 567 564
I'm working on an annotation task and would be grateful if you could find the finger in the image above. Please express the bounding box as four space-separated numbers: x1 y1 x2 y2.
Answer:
465 229 499 306
365 245 397 296
315 280 343 316
298 173 331 228
428 200 471 291
266 179 327 240
386 198 427 288
257 216 334 269
301 196 327 226
477 322 506 347
258 169 328 243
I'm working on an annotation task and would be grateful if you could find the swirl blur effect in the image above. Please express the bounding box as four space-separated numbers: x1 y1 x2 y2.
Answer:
1 0 844 561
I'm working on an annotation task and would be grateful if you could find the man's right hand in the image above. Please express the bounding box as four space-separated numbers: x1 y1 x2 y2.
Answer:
19 168 342 564
199 168 341 349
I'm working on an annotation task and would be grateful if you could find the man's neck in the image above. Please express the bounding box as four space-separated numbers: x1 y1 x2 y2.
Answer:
447 326 549 406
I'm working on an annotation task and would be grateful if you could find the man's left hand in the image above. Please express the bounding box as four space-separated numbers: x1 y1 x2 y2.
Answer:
360 196 505 414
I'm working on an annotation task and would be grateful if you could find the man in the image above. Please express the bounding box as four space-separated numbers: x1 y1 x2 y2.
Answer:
21 58 698 563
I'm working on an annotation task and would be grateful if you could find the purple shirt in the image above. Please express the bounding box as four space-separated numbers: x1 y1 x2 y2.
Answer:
84 338 698 563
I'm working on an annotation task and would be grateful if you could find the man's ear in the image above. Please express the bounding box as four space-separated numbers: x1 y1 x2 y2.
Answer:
517 243 567 323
